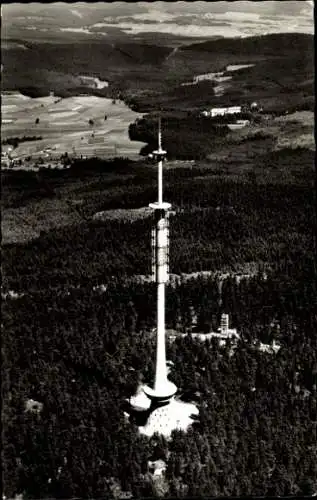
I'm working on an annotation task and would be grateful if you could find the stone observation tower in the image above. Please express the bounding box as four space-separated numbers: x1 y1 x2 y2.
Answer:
128 116 199 437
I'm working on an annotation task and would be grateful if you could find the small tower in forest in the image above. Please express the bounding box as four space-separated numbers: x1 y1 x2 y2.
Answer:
220 313 229 335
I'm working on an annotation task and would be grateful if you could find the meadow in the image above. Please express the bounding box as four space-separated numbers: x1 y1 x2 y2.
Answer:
2 92 146 161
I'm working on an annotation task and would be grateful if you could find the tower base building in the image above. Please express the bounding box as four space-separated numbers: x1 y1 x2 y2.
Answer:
129 383 199 438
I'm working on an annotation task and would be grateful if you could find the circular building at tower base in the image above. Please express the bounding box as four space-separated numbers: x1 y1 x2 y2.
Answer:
143 380 177 404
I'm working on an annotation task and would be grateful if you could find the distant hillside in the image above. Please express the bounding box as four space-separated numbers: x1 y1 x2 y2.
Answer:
2 40 171 77
2 32 313 113
1 40 172 96
125 33 314 113
181 33 314 58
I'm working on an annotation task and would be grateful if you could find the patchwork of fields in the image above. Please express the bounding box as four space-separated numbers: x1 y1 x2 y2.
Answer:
1 92 146 161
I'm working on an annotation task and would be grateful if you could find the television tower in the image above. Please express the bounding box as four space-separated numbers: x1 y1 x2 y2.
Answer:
143 117 177 403
128 116 199 436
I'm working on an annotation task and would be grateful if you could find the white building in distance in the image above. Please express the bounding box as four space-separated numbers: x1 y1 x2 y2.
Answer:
210 106 242 117
202 106 242 118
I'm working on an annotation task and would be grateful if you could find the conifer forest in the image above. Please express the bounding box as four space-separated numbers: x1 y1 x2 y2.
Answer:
2 149 316 498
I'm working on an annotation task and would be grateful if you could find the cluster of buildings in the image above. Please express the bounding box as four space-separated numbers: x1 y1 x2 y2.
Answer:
1 143 72 171
201 101 261 119
1 146 14 168
202 105 242 117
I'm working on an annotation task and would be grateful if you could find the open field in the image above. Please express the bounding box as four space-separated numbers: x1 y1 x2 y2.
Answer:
272 111 315 150
1 92 146 161
223 111 315 152
93 206 153 223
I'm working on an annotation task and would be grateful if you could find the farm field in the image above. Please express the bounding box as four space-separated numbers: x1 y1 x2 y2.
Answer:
222 111 315 152
1 92 146 161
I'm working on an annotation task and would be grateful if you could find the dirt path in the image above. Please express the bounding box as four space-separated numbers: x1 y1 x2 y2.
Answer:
165 46 178 61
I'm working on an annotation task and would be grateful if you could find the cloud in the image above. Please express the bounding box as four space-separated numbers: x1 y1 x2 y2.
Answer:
95 5 313 38
95 1 313 38
3 1 314 40
70 9 83 19
94 20 313 38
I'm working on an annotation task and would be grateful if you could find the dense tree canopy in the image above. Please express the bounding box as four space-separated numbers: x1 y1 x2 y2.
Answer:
2 261 317 497
2 152 315 293
129 114 230 160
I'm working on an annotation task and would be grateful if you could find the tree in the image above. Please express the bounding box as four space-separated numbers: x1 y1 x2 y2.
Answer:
299 477 316 496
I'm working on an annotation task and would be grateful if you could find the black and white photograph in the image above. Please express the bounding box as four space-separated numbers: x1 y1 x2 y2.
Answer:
1 1 315 498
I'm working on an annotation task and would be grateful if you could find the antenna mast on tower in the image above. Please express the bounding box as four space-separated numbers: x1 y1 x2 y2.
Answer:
157 116 163 204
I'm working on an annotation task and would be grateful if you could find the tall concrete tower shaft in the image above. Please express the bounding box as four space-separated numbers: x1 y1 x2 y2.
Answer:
143 117 177 403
